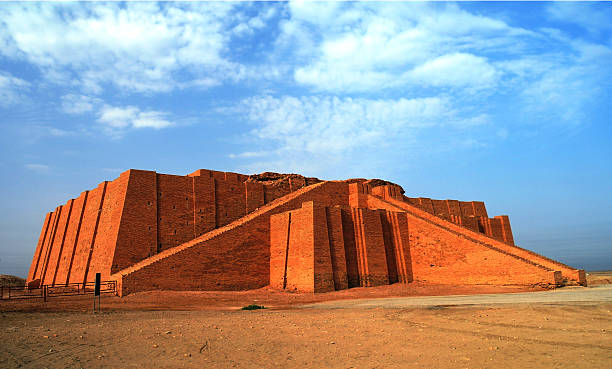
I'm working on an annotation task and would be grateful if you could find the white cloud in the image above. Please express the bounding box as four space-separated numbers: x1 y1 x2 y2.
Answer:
61 94 102 114
409 53 498 91
497 40 612 124
132 111 173 129
233 94 484 174
0 71 29 106
0 2 246 94
285 2 527 93
228 151 270 159
24 163 50 173
97 105 173 136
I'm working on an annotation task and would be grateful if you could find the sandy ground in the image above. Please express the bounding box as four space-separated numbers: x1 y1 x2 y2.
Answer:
586 270 612 285
0 282 544 312
1 302 611 368
1 274 610 368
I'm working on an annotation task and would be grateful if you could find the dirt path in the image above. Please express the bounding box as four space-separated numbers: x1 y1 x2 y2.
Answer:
303 284 612 309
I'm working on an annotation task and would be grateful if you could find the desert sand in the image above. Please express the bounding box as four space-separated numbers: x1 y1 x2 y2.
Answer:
1 275 611 368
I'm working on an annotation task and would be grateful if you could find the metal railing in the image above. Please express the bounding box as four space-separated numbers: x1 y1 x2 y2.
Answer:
0 280 117 301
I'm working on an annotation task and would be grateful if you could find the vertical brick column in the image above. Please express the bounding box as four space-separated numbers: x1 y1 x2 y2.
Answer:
387 211 413 283
325 206 348 290
269 202 337 292
485 217 505 243
270 211 290 290
112 170 157 272
495 215 515 245
27 212 51 282
351 208 389 287
58 191 88 285
312 203 335 293
49 199 75 285
39 206 63 285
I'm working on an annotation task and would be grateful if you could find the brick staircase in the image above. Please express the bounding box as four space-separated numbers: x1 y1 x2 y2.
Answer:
111 182 327 283
373 194 585 285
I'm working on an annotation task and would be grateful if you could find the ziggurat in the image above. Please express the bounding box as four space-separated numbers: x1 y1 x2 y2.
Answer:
27 169 586 296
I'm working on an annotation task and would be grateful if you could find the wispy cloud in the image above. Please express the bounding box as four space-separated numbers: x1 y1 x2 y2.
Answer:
0 71 29 106
96 105 173 137
24 163 50 173
61 94 102 114
547 2 612 36
233 94 486 174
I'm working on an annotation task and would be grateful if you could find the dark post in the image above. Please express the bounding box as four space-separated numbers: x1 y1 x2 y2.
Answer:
93 273 101 313
94 273 101 296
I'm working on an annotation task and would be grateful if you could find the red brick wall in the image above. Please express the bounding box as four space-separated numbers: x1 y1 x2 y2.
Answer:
157 174 194 252
371 184 402 199
375 195 583 285
29 168 585 292
341 208 360 288
263 179 291 203
85 174 129 282
55 192 87 285
27 212 51 282
406 213 559 285
270 211 290 290
271 202 414 292
352 207 389 287
386 211 413 283
312 203 336 292
69 183 106 284
284 203 316 292
446 200 461 216
496 215 515 245
245 182 265 214
325 206 348 290
472 201 488 217
419 198 435 213
461 216 480 233
111 170 157 272
37 205 62 285
29 168 329 287
270 201 336 293
192 175 216 236
215 178 246 228
118 213 273 295
459 201 473 216
43 199 74 285
432 199 448 217
116 182 341 295
484 217 505 243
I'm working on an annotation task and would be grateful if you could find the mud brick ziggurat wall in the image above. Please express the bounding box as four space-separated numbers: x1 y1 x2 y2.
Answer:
27 169 586 296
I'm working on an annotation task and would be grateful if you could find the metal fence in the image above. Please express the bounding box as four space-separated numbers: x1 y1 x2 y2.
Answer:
0 280 117 301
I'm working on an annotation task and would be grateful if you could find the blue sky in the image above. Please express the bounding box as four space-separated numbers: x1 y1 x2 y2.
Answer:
1 1 611 277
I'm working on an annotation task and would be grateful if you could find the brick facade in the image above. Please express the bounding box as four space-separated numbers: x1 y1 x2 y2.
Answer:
26 169 586 295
